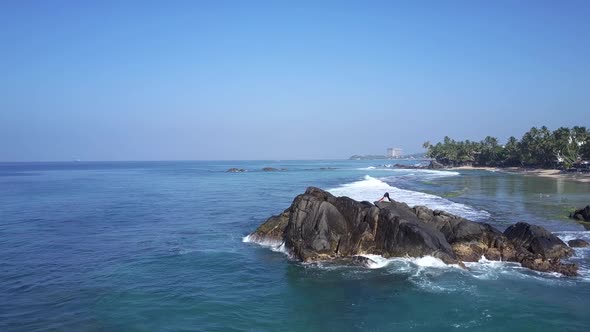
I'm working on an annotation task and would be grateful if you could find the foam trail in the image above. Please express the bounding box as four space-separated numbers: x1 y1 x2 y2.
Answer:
328 175 489 220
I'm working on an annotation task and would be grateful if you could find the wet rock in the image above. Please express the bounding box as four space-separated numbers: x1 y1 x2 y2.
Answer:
348 255 377 267
569 205 590 222
261 167 287 172
504 222 573 260
568 239 590 247
427 160 445 169
227 168 246 173
413 206 518 262
248 210 289 244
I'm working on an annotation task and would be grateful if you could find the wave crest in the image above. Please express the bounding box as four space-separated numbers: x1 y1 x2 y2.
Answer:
328 175 490 220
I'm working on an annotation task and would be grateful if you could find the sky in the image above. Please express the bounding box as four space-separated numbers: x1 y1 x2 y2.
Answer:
1 0 589 161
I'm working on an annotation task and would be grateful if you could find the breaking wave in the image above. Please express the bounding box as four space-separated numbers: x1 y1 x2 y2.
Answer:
328 175 490 220
358 254 456 270
242 234 288 254
555 231 590 280
356 167 460 178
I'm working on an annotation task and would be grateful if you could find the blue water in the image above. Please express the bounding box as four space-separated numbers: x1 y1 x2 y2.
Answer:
1 160 590 331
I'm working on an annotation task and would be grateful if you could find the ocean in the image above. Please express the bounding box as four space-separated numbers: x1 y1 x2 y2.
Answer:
1 160 590 331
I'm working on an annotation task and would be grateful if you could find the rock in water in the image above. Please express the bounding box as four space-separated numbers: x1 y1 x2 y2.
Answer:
412 206 517 262
504 222 576 276
568 239 590 248
504 222 573 260
348 255 378 268
253 187 458 264
247 187 578 276
248 210 289 244
227 168 246 173
427 160 444 169
569 205 590 222
373 201 456 263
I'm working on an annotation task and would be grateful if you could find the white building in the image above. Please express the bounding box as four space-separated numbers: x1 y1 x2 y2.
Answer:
387 148 403 158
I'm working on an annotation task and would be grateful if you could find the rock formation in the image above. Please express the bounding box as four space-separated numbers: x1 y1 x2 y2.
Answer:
248 187 578 276
227 168 246 173
569 205 590 222
262 167 280 172
568 239 590 248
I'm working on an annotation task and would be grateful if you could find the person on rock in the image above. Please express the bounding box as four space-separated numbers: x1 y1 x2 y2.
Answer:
377 192 392 202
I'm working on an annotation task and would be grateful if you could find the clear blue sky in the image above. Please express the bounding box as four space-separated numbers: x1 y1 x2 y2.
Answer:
1 0 589 161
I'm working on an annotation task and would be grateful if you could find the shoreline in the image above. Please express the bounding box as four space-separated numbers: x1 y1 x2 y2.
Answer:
451 166 590 183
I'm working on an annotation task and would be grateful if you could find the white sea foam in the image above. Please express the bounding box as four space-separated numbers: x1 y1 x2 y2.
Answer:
328 175 490 220
555 230 590 244
242 234 289 254
463 256 521 280
358 254 457 270
356 167 460 179
554 231 590 280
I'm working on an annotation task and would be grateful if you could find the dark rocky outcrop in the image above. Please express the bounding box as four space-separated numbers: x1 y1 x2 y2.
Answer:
569 205 590 222
247 187 578 276
248 210 289 244
568 239 590 248
262 167 287 172
346 255 378 268
504 222 573 259
412 206 517 262
427 160 445 169
387 160 445 170
227 168 246 173
504 222 576 276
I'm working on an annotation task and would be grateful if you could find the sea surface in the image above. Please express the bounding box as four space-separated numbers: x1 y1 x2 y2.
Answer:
1 160 590 331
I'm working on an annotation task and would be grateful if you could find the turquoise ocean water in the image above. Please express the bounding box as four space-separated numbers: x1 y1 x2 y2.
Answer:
1 160 590 331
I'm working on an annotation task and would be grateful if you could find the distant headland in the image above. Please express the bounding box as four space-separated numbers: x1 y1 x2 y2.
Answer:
349 152 426 160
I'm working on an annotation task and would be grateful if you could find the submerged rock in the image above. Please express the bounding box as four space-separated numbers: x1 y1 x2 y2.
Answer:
569 205 590 222
347 255 378 268
227 168 246 173
568 239 590 247
247 187 578 276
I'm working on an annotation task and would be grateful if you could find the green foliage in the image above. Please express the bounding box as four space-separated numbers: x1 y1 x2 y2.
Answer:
425 126 590 168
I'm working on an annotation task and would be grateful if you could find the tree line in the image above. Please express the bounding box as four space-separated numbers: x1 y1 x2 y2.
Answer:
422 126 590 168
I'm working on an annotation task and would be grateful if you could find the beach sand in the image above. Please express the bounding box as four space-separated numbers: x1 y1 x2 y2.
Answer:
451 166 590 183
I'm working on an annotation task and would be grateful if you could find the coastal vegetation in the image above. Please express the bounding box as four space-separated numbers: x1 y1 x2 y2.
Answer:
423 126 590 169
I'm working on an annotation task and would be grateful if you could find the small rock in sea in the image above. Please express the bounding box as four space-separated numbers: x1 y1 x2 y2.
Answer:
568 239 590 247
569 205 590 222
349 255 377 267
227 168 246 173
261 167 288 172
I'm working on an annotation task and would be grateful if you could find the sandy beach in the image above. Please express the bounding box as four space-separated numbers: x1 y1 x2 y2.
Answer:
451 166 590 183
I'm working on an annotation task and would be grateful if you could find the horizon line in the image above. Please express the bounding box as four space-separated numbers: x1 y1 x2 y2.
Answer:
0 156 428 163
